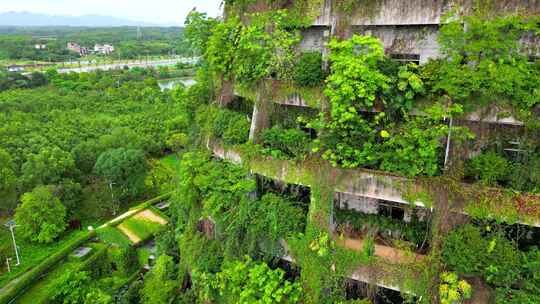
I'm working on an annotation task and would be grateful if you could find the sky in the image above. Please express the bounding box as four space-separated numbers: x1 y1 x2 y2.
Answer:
0 0 223 25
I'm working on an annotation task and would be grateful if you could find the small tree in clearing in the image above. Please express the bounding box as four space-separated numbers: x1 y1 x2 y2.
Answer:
15 185 67 243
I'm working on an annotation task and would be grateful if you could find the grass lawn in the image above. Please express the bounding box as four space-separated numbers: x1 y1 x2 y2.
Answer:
96 226 133 247
0 228 88 289
121 217 164 243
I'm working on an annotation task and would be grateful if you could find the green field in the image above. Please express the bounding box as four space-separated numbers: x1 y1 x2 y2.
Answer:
121 216 164 243
96 226 133 247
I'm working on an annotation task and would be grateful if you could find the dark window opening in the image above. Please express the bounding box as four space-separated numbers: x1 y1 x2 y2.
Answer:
390 53 420 65
378 202 405 221
503 140 528 162
256 175 311 207
345 279 408 304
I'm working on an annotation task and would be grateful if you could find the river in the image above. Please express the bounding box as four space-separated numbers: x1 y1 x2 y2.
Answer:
158 78 196 91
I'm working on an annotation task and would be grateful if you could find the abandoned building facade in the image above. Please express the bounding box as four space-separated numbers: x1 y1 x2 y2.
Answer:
206 0 540 303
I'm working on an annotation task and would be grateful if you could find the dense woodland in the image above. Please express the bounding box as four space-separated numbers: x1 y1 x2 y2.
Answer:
0 67 196 278
0 1 540 304
0 27 191 62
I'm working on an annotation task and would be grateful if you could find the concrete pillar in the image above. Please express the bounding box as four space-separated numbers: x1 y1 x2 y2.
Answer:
248 82 271 144
219 78 235 107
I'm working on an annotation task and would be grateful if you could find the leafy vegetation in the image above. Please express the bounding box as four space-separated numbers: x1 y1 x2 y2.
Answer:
260 126 311 160
15 186 67 243
439 272 472 304
0 68 189 218
140 255 178 304
200 257 303 304
442 224 533 291
293 51 325 87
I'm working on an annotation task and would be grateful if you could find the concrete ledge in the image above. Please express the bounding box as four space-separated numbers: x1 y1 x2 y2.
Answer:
209 142 540 227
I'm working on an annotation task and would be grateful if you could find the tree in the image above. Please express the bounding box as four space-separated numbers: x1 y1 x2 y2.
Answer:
140 255 178 304
110 246 139 276
0 148 17 212
15 186 66 243
72 140 103 174
55 179 83 215
94 148 148 200
21 146 77 190
29 71 48 87
99 127 143 151
156 228 180 260
184 11 218 55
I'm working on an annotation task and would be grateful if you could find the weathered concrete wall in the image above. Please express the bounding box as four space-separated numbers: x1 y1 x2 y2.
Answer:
350 0 451 25
336 192 379 214
299 27 329 52
347 0 539 26
353 25 441 63
313 0 333 26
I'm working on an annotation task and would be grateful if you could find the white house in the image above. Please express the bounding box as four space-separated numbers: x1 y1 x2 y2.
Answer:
94 44 115 55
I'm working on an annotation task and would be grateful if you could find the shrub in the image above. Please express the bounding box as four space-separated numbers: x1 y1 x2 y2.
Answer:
335 209 428 249
223 116 251 145
482 233 521 287
443 225 521 287
212 109 250 145
118 280 143 304
508 155 540 193
293 52 325 87
110 246 139 276
442 225 487 276
261 126 311 160
439 272 472 304
466 151 510 186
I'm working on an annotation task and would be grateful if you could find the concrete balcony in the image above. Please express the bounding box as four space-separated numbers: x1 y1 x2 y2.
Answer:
235 80 525 126
209 140 540 227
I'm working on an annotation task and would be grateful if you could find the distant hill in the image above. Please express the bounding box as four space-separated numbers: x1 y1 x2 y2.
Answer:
0 11 168 27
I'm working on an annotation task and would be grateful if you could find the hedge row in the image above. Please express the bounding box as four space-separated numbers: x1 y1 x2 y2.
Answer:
0 230 95 304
